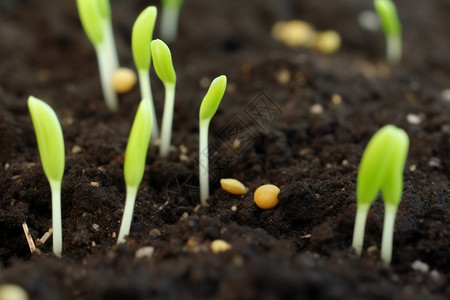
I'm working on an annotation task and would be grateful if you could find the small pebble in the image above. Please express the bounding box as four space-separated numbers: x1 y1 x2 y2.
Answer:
358 10 380 31
310 104 323 114
112 68 137 94
90 182 100 187
92 223 99 231
135 246 155 259
220 178 248 195
411 260 429 273
231 205 237 212
149 229 161 237
210 239 232 253
179 144 188 154
406 113 421 125
366 245 377 253
441 88 450 102
0 284 29 300
71 145 82 154
428 157 441 169
314 30 341 54
4 163 10 171
409 164 416 172
254 184 280 209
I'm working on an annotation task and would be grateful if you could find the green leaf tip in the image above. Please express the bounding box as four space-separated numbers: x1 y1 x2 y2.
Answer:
374 0 401 36
132 6 158 71
357 124 409 207
77 0 104 46
124 99 152 188
199 75 227 122
28 96 65 183
151 39 176 86
96 0 111 19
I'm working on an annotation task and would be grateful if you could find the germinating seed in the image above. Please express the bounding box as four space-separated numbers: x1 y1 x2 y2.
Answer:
112 68 137 94
220 178 248 195
254 184 280 209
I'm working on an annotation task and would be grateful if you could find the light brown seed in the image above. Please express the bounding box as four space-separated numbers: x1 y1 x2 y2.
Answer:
112 68 137 94
220 178 248 195
254 184 280 209
210 239 232 253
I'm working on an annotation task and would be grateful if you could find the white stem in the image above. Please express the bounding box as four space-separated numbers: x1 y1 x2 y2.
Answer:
49 180 62 257
199 120 210 206
103 19 119 71
352 204 370 256
381 204 398 265
386 35 401 65
159 84 176 157
95 45 119 112
117 186 138 244
160 5 181 43
138 70 159 139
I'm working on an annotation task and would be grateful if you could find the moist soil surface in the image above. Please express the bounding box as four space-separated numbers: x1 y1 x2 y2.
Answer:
1 0 449 299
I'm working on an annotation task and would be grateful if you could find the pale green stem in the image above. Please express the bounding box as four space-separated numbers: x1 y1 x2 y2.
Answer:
103 19 119 72
117 186 138 244
49 180 62 257
138 70 159 139
159 83 176 157
352 203 370 256
381 204 398 265
386 35 401 65
95 44 119 112
160 4 181 43
199 120 210 206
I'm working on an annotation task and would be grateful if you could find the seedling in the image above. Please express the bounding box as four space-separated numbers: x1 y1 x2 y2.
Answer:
28 96 65 257
352 125 409 265
160 0 184 43
151 39 177 157
198 75 227 206
76 0 119 111
374 0 402 64
132 6 159 139
117 98 152 244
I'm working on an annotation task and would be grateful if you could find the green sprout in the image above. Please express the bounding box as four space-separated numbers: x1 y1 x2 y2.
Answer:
151 39 177 157
352 124 409 265
117 98 152 244
76 0 119 112
132 6 159 140
198 75 227 206
160 0 184 43
374 0 402 64
28 96 65 257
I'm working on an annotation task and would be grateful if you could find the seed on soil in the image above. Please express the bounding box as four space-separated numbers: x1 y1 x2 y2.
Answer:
220 178 248 195
366 245 377 253
149 229 161 237
4 163 10 171
314 30 341 54
254 184 280 209
210 239 232 253
409 164 416 172
111 232 117 239
232 139 241 149
112 68 137 94
272 20 316 47
90 182 100 187
275 68 291 84
331 94 342 104
0 284 29 300
231 205 237 212
91 241 96 247
135 246 155 259
179 144 188 154
92 223 99 231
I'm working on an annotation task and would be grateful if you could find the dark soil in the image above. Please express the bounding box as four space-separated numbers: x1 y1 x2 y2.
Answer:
1 0 449 299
